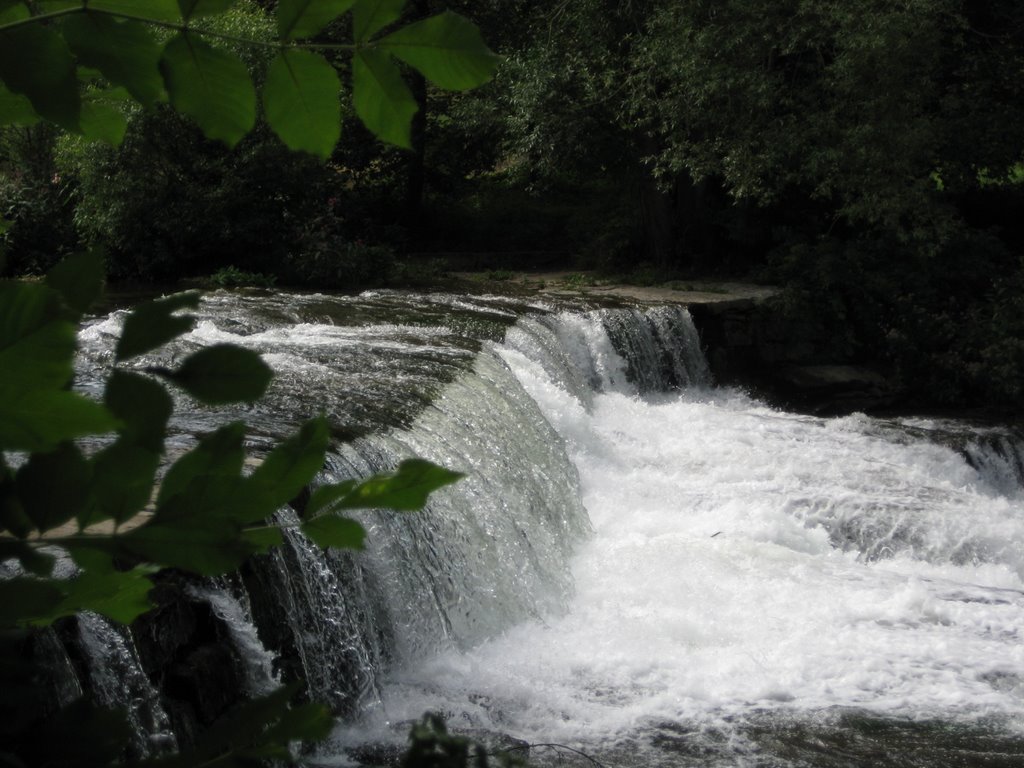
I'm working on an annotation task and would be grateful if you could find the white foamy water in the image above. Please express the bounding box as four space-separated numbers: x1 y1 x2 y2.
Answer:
333 311 1024 764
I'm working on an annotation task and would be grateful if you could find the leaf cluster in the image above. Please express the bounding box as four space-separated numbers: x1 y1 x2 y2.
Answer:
0 0 500 156
0 250 463 765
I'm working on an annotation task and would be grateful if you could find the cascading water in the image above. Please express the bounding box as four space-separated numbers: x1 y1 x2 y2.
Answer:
330 303 1024 766
76 613 178 759
69 291 1024 766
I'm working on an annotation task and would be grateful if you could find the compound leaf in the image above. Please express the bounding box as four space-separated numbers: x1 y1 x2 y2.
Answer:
277 0 355 40
378 11 499 91
160 32 255 147
263 49 340 159
352 48 416 148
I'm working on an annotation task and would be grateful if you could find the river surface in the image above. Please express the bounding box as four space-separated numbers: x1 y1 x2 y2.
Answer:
78 290 1024 766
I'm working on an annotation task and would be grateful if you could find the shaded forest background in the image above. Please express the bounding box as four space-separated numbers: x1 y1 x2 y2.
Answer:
3 0 1024 410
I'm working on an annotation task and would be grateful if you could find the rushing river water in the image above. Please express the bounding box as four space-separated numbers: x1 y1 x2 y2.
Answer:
75 290 1024 766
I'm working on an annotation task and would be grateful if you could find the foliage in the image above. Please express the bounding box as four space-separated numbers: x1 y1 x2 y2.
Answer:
0 0 499 283
402 713 524 768
59 109 332 280
287 211 398 288
208 265 277 289
0 1 499 764
0 252 464 765
0 123 79 275
0 0 499 157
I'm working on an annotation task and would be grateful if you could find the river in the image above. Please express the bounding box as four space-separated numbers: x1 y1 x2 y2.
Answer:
76 289 1024 766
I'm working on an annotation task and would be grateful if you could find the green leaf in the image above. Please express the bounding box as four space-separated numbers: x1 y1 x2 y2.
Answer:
0 391 118 452
159 32 256 147
80 98 128 146
168 344 272 404
0 83 39 127
353 0 405 41
177 0 235 20
352 48 417 148
62 13 165 105
305 479 355 518
277 0 355 40
16 442 91 533
156 422 245 510
56 564 156 624
0 282 75 397
122 517 254 575
378 11 499 91
45 250 105 315
263 49 341 159
247 417 329 515
0 25 80 131
115 290 199 361
0 559 154 627
0 579 64 627
241 526 284 550
88 441 160 526
104 371 173 452
36 0 81 9
302 515 365 550
309 459 462 514
88 0 181 21
0 1 27 24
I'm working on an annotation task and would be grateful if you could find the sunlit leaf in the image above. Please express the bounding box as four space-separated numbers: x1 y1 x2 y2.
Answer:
353 0 405 42
277 0 356 40
45 250 105 314
378 11 499 91
115 290 199 361
352 48 417 148
307 458 462 514
159 32 256 147
62 13 165 105
302 515 365 550
0 25 80 131
263 49 341 159
304 479 354 519
168 344 272 404
80 97 128 146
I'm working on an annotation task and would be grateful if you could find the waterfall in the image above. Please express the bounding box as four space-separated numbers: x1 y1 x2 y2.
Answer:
76 613 178 759
61 292 1024 766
